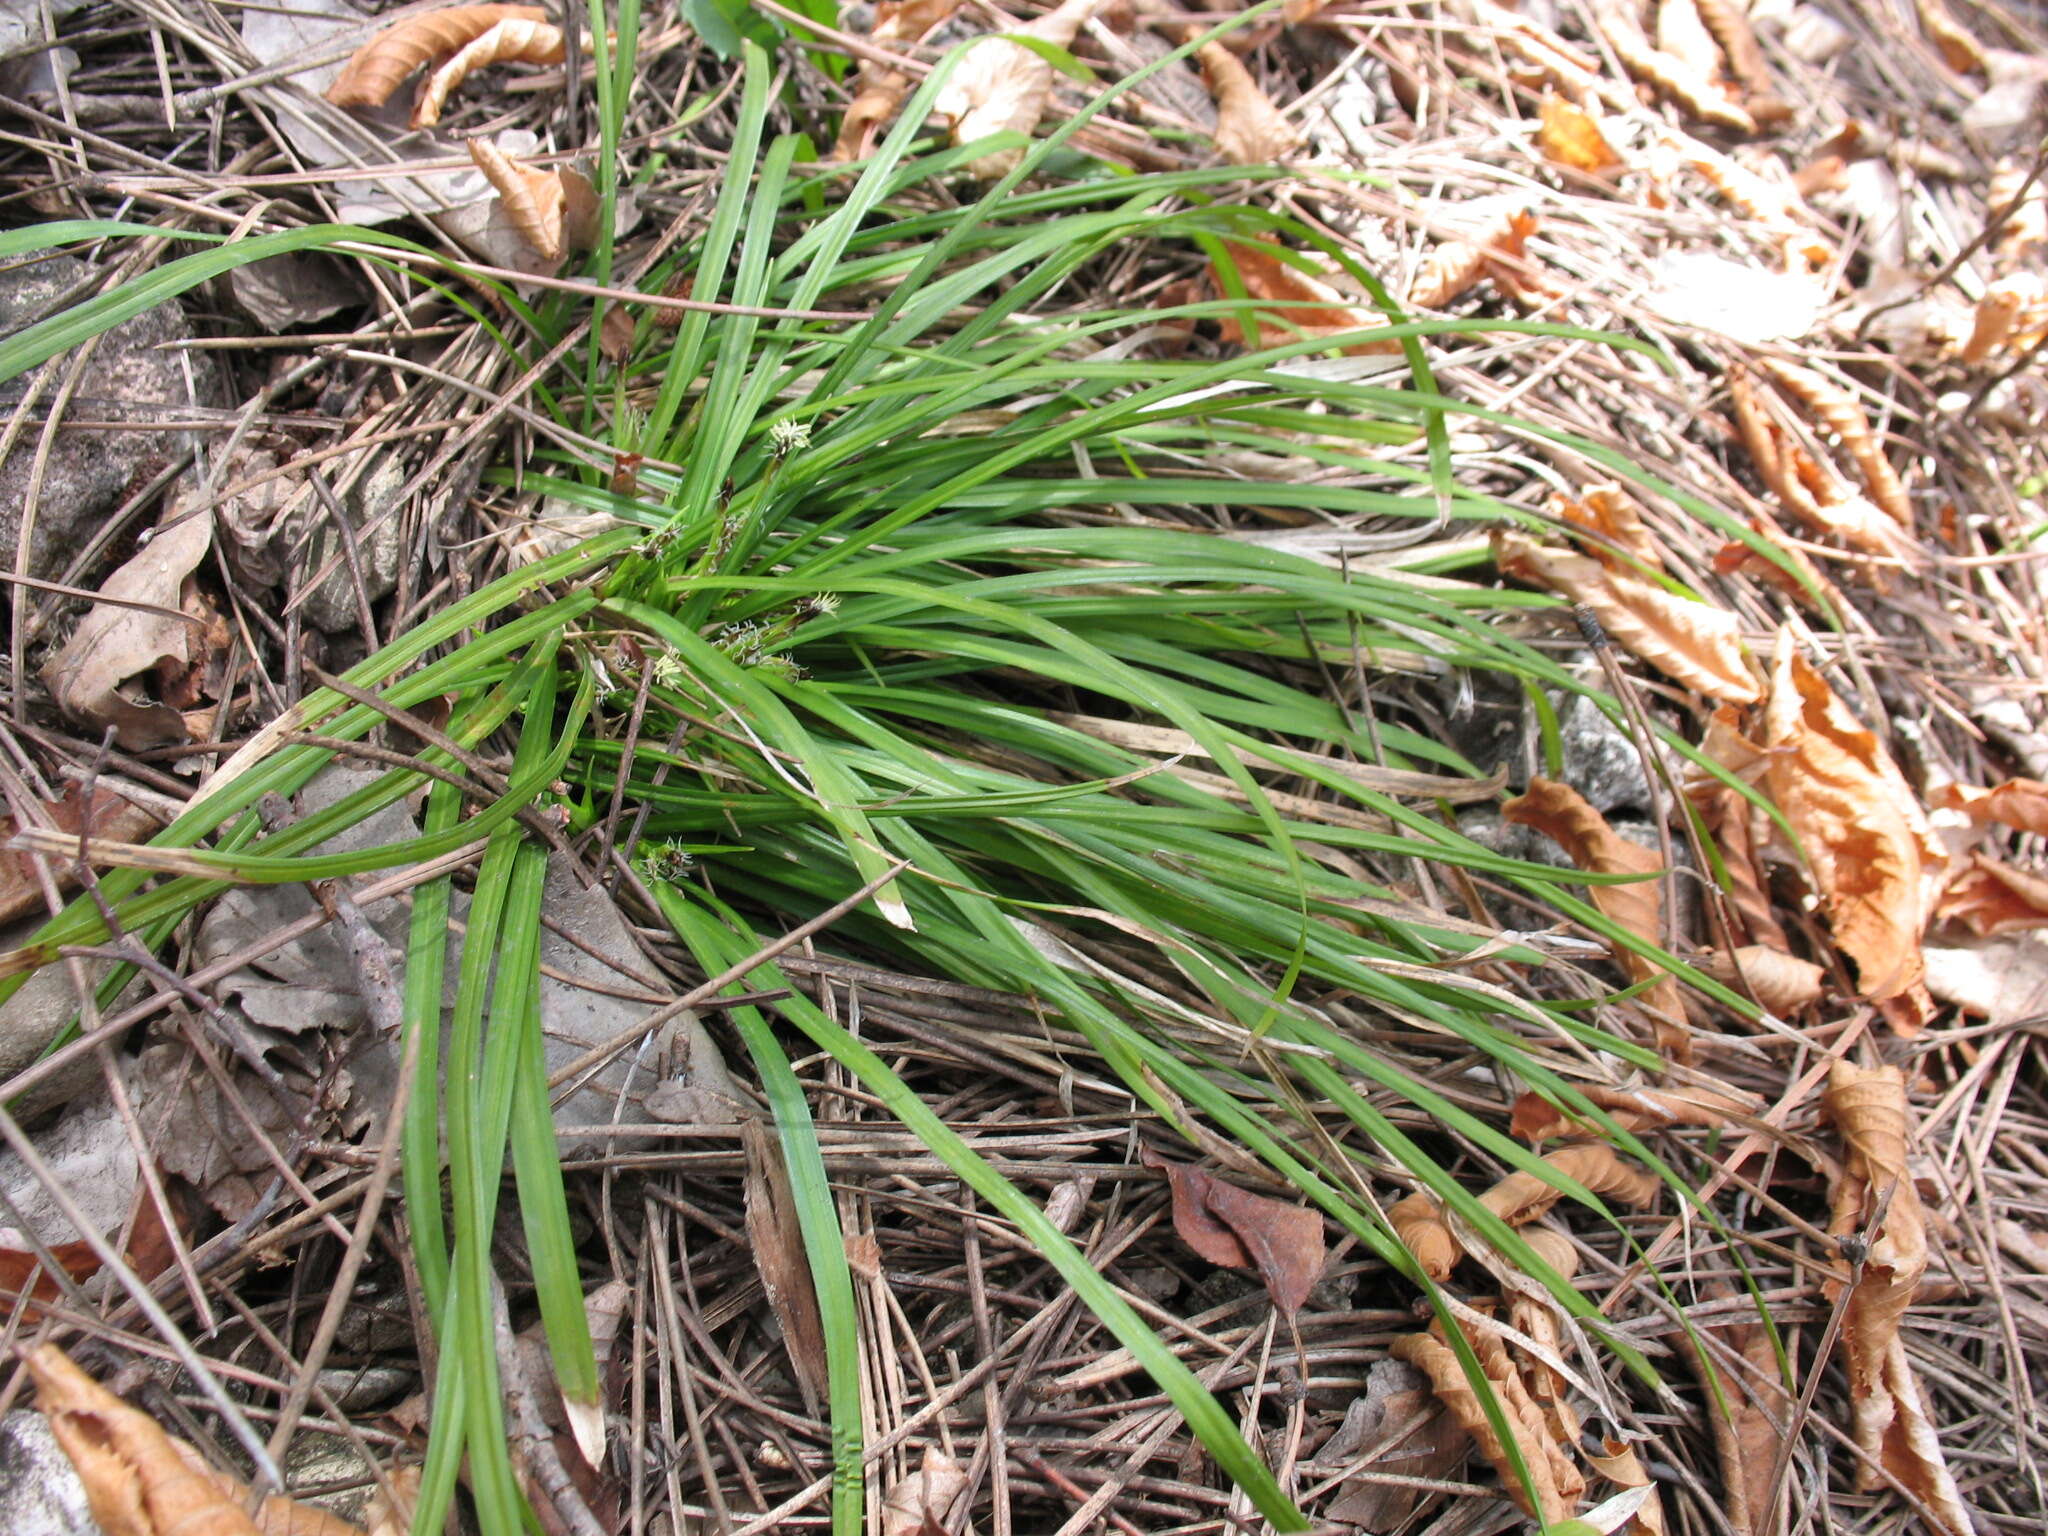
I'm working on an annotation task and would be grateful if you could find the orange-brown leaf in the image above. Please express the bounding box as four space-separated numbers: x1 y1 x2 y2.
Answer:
882 1445 969 1536
1510 1083 1750 1142
1595 0 1754 131
1822 1062 1971 1533
1210 238 1398 354
1914 0 1985 73
1554 484 1663 567
1497 533 1760 703
411 15 566 127
1408 207 1539 307
468 135 566 263
1505 776 1690 1055
328 4 548 110
1759 636 1945 1010
832 0 960 160
1679 1294 1788 1536
1394 1315 1585 1524
1537 94 1623 175
1935 853 2048 937
1696 945 1828 1014
1760 359 1912 527
1196 42 1301 164
1389 1190 1459 1279
1693 0 1787 121
1480 1144 1662 1227
1937 775 2048 835
28 1343 366 1536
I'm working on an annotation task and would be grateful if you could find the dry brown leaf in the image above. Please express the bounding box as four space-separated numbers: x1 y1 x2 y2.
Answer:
1914 0 1985 73
832 0 960 160
0 784 163 927
1960 281 2024 364
1555 484 1663 567
1759 359 1912 527
360 1468 419 1536
1196 41 1301 164
42 501 219 751
1144 1149 1325 1314
1394 1312 1585 1524
468 135 565 263
1496 532 1761 703
1938 776 2048 836
1759 634 1945 1011
1693 0 1789 123
1537 94 1623 176
410 14 565 126
1656 0 1725 81
881 1446 968 1536
1680 1291 1789 1536
1504 776 1689 1056
1389 1189 1461 1280
1595 0 1754 131
1388 1146 1658 1277
1586 1434 1669 1534
1695 945 1828 1013
27 1342 366 1536
1687 712 1795 949
931 0 1103 177
1408 207 1539 307
1711 514 1841 612
328 3 547 110
1669 137 1831 268
1322 1360 1469 1528
742 1117 830 1416
1510 1083 1749 1142
1822 1062 1972 1534
1482 1143 1662 1226
1934 853 2048 936
1209 238 1398 353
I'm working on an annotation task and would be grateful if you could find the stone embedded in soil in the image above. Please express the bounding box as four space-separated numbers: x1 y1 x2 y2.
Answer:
0 250 219 585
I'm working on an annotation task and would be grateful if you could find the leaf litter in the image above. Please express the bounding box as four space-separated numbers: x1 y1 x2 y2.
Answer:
2 0 2046 1533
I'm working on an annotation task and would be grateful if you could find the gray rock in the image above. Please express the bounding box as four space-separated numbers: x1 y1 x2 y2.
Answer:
1556 691 1655 817
0 250 218 584
302 454 406 634
0 1411 96 1536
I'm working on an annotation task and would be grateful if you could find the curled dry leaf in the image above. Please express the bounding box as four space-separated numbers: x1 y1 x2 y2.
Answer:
1693 0 1790 123
1390 1189 1462 1280
1408 206 1540 307
1687 708 1793 950
1510 1083 1749 1142
1960 280 2024 364
1594 0 1754 132
1585 1435 1669 1534
1496 532 1761 703
1453 0 1625 110
42 499 222 751
1144 1148 1325 1314
1989 157 2048 263
1679 1288 1790 1536
1695 945 1828 1014
1669 136 1831 269
931 0 1104 178
1195 41 1300 163
832 0 959 160
1914 0 1986 73
467 135 573 264
1537 94 1623 176
1394 1311 1585 1524
1208 238 1398 354
1389 1145 1659 1277
1759 359 1912 527
1822 1062 1972 1535
881 1445 969 1536
1938 777 2048 836
1655 0 1725 82
27 1342 367 1536
328 3 547 110
1757 634 1946 1012
1727 366 1913 560
1504 776 1688 1057
1555 484 1663 568
1934 853 2048 936
411 14 566 127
